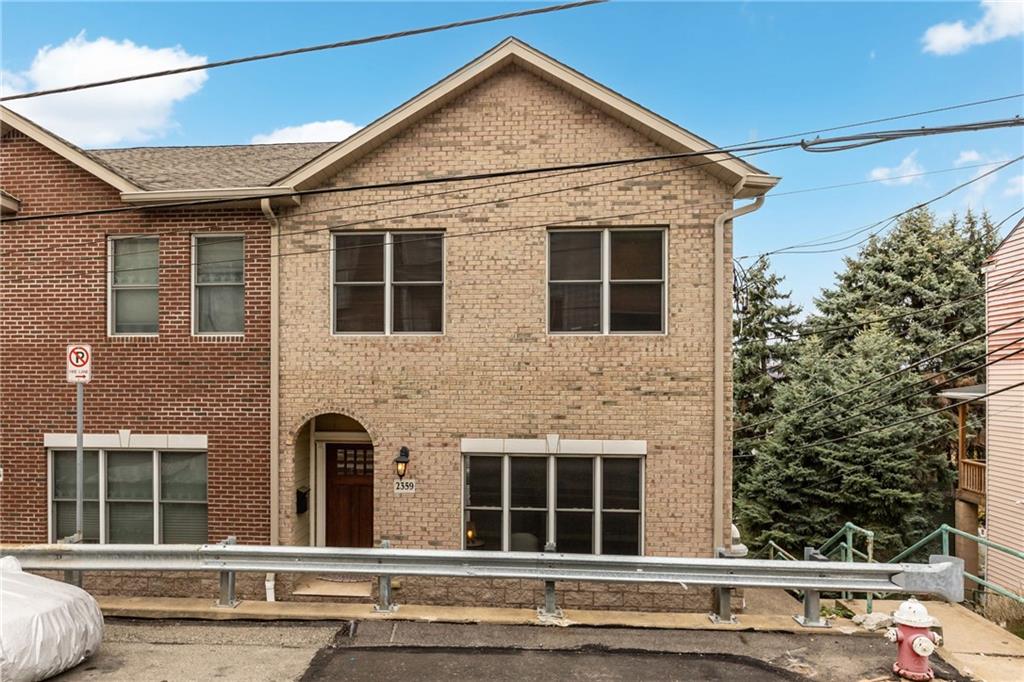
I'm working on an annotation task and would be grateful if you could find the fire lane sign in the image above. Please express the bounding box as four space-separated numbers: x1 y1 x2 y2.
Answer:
66 344 92 383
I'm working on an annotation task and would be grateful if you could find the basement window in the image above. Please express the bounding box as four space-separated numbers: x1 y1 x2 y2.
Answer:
109 236 159 335
548 228 665 334
463 454 642 555
49 449 207 544
193 235 245 334
332 231 444 335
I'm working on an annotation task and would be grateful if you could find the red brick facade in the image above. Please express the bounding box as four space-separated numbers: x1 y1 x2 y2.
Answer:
0 129 272 544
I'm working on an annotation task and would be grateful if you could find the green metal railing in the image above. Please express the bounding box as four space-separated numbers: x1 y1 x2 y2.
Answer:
764 522 1024 613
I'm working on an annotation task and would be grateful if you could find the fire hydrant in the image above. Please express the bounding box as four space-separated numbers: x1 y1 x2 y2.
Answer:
884 597 942 681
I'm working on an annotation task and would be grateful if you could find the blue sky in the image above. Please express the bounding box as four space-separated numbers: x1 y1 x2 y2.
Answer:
2 1 1022 310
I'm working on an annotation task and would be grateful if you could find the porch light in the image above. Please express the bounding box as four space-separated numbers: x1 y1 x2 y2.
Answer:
394 446 410 479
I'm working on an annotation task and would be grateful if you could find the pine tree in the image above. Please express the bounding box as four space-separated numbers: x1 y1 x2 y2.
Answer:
735 329 949 555
732 257 801 491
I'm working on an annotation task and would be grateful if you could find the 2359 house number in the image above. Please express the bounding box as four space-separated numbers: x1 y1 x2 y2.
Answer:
394 479 417 493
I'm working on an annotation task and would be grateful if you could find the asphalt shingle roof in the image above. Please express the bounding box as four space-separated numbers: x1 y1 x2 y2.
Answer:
87 142 336 190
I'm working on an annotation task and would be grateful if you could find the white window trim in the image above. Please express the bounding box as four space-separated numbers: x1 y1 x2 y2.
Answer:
330 230 446 337
108 235 160 338
546 227 668 336
46 447 208 545
461 451 645 555
191 233 246 337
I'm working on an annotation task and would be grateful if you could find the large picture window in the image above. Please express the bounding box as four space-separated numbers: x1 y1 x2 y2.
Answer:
548 228 665 334
49 450 207 544
193 235 245 334
463 454 642 555
109 236 159 335
332 231 444 334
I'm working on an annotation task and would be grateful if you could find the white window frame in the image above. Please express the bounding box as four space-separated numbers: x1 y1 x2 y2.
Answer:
547 227 667 336
47 448 208 544
108 235 160 337
191 233 246 337
330 230 446 336
462 453 644 555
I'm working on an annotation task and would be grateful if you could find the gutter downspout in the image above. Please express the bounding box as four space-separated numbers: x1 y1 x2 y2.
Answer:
260 198 281 602
712 180 765 555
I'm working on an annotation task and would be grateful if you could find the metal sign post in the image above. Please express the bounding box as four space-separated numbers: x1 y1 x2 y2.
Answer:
66 344 92 588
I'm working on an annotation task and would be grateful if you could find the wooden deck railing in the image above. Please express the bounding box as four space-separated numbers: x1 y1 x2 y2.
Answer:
958 459 986 497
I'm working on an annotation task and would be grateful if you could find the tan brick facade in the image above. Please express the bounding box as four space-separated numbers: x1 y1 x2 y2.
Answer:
275 64 736 609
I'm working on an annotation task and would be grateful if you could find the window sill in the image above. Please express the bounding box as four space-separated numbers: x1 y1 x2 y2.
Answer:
108 334 159 341
192 334 245 342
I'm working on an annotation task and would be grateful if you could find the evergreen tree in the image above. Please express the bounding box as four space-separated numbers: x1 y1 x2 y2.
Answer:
735 329 948 555
732 257 801 490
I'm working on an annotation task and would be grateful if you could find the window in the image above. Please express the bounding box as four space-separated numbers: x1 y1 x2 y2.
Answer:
110 236 159 334
333 231 443 334
193 235 244 334
49 449 207 544
463 454 642 555
548 228 665 334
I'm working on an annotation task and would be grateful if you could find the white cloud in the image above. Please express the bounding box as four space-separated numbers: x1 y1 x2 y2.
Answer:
955 150 982 165
250 120 361 144
1 32 207 147
1005 174 1024 197
922 0 1024 55
868 151 925 186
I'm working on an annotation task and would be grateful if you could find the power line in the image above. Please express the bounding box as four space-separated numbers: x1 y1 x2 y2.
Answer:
788 378 1024 453
733 311 1024 434
0 1 607 102
5 116 1021 225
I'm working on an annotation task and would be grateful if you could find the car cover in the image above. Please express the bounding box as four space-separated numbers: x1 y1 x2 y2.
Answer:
0 556 104 682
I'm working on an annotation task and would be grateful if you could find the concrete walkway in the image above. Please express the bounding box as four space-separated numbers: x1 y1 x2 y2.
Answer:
845 599 1024 682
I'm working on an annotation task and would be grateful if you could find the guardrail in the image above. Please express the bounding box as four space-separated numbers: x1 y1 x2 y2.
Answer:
3 540 964 626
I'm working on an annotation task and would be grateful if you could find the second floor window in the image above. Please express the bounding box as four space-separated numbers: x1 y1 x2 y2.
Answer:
548 228 665 334
193 235 245 334
333 231 444 334
110 236 159 335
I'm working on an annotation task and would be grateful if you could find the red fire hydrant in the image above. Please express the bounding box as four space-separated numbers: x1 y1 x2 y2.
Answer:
884 597 942 681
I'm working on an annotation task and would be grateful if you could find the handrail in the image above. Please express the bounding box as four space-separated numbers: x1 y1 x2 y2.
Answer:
3 541 965 618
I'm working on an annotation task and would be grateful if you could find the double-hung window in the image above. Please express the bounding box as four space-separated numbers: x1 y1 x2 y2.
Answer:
110 236 159 335
332 231 444 334
548 228 665 334
49 449 207 544
193 235 245 334
464 454 642 555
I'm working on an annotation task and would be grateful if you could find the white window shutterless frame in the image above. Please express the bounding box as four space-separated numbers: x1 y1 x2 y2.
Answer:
192 234 245 335
331 231 445 335
108 236 159 336
547 228 667 335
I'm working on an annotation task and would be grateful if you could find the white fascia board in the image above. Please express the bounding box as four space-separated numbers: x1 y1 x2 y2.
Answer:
120 187 300 207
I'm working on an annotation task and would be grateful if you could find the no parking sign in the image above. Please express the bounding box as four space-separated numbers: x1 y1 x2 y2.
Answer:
66 344 92 383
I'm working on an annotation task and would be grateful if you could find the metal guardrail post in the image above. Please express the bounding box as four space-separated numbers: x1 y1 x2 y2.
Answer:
794 546 830 628
709 547 738 624
374 540 397 613
215 536 238 608
538 542 563 618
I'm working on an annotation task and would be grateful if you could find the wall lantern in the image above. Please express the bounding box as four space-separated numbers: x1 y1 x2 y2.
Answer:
394 446 410 479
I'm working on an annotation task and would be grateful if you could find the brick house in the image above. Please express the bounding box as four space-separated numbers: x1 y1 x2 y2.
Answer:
1 38 778 610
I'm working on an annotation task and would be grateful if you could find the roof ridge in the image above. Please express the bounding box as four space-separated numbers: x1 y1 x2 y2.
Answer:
88 141 338 152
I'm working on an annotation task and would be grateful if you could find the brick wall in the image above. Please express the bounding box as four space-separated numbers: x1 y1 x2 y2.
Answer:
276 64 736 608
0 129 272 544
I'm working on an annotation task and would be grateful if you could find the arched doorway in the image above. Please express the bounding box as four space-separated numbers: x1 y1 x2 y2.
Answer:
298 413 374 548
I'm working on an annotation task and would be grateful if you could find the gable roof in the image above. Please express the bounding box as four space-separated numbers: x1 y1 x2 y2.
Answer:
1 105 143 193
989 218 1024 264
279 37 779 198
89 142 336 191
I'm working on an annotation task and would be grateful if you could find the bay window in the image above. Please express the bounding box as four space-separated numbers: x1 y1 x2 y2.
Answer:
49 449 207 544
548 228 665 334
464 454 642 554
333 231 444 334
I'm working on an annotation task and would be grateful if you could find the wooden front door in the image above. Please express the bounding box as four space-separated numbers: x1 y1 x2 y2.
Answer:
325 443 374 547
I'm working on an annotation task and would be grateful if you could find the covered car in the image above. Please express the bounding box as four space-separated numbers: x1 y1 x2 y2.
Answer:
0 556 104 682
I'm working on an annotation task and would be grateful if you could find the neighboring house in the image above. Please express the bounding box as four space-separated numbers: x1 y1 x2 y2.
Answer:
0 38 779 610
983 219 1024 600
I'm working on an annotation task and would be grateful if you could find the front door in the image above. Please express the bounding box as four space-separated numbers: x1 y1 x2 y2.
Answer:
325 443 374 547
